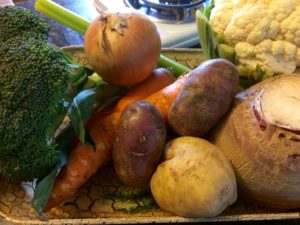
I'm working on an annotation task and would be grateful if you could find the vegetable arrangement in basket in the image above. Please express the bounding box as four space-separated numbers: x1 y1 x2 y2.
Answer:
0 0 239 218
2 0 300 221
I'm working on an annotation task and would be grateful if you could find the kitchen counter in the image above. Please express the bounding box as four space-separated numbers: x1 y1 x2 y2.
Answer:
1 0 300 224
15 0 97 47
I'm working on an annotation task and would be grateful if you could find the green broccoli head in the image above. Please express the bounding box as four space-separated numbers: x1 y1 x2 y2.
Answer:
0 37 72 182
0 142 59 183
0 6 49 42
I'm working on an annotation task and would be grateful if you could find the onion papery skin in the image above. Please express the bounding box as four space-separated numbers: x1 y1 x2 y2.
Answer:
84 11 161 86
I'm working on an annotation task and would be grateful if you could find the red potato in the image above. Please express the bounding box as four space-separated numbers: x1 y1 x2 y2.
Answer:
113 101 166 187
168 59 239 137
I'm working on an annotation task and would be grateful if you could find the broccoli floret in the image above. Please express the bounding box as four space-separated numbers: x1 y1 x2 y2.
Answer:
0 142 59 183
0 5 79 182
0 6 49 42
0 36 72 182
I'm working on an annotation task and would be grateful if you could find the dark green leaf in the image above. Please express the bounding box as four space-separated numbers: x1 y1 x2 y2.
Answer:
65 64 94 103
68 89 96 148
46 101 68 138
32 125 75 216
32 168 58 216
55 125 75 167
66 70 89 102
88 80 129 111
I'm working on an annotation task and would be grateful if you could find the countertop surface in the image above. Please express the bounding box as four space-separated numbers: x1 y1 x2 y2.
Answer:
16 0 97 47
1 0 300 224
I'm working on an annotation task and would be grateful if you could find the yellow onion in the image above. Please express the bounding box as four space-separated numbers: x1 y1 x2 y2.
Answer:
84 11 161 86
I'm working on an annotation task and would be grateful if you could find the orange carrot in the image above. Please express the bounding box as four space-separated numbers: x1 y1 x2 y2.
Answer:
45 68 175 211
145 71 191 120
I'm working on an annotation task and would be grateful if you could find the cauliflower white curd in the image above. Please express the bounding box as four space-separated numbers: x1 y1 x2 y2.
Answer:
210 0 300 78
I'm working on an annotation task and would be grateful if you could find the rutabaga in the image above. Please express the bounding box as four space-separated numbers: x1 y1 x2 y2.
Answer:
210 74 300 209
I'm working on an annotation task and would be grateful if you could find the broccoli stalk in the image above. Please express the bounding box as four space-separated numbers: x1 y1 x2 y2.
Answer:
34 0 190 78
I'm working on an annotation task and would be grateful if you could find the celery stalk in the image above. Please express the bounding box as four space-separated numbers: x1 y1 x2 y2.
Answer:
157 54 190 77
35 0 190 77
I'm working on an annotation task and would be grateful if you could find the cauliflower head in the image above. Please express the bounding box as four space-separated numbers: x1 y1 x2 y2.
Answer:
210 0 300 78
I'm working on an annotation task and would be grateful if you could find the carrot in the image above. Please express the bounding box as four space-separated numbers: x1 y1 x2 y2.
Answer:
145 71 191 120
44 68 175 211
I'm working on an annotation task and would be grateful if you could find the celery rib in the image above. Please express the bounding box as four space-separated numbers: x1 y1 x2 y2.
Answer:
157 54 190 77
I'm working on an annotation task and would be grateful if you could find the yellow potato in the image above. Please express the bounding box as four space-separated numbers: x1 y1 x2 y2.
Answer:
150 136 237 218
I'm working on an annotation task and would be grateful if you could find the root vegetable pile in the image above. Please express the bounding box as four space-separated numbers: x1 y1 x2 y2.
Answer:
40 57 239 217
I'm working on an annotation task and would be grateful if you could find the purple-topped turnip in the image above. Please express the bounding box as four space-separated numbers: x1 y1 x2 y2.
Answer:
211 74 300 209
